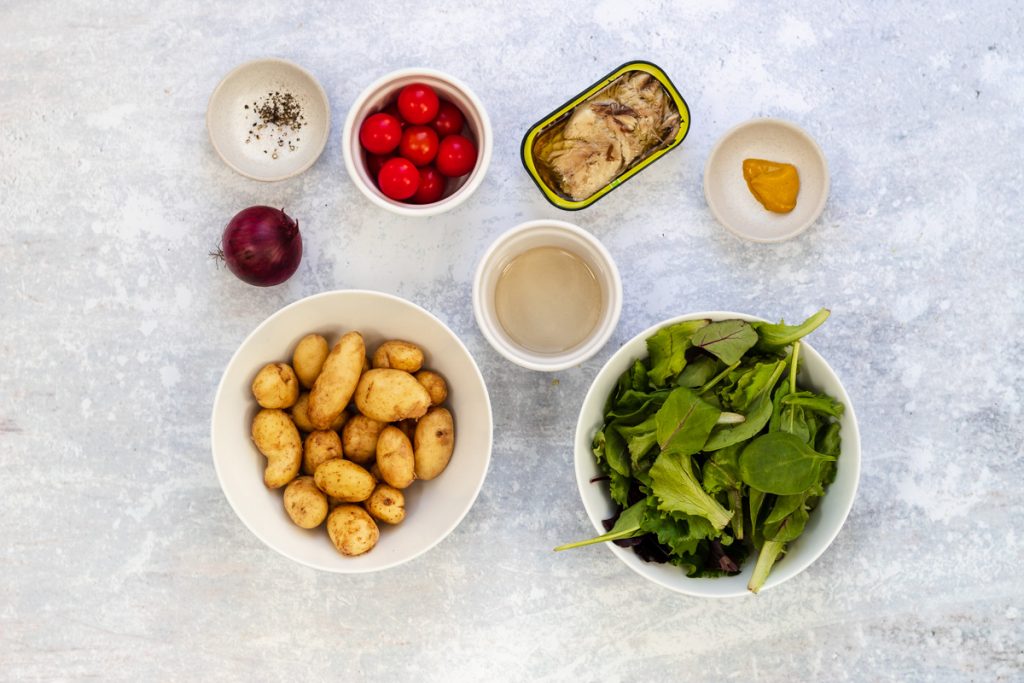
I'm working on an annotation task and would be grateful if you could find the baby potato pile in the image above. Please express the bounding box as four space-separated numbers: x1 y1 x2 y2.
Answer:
249 332 455 556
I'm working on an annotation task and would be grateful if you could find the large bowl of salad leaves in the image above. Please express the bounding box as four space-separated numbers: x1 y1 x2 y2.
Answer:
561 309 860 597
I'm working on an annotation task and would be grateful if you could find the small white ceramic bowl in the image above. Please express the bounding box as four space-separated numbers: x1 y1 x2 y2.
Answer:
211 290 492 573
573 311 860 597
342 68 492 216
207 58 331 182
704 118 829 242
472 219 622 372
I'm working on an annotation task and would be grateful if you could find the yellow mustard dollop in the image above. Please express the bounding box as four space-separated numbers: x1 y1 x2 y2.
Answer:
742 159 800 213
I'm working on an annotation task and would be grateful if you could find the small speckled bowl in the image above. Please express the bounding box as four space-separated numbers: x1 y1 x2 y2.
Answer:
207 58 331 181
342 68 492 217
704 118 829 242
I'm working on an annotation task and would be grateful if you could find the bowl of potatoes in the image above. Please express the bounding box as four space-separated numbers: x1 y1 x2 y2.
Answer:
211 290 493 572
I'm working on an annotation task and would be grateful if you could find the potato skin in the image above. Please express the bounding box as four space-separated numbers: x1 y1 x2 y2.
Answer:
414 407 455 480
415 370 448 406
303 430 343 476
251 363 300 409
292 334 330 388
376 426 415 489
309 332 365 430
313 458 376 502
395 418 417 442
292 393 348 433
365 484 405 525
283 476 328 529
354 368 431 422
372 340 425 373
341 414 385 465
251 409 302 488
327 505 379 556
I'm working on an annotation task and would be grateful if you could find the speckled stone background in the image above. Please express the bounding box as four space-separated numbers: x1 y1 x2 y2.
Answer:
2 1 1022 680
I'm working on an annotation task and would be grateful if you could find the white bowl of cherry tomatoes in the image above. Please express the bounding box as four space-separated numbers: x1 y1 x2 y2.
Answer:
343 68 492 216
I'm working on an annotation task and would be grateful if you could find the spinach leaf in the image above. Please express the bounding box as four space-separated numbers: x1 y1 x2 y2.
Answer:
554 499 647 551
608 470 631 507
649 451 733 530
603 426 630 478
739 431 837 495
640 501 720 557
704 360 787 451
655 387 722 456
783 392 845 417
722 361 789 412
676 355 721 388
817 422 842 457
691 319 759 365
615 415 659 467
702 444 745 539
646 319 709 386
752 308 830 351
748 488 767 548
606 389 671 423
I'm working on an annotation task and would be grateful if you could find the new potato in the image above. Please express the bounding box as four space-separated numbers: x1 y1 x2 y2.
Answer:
251 408 302 488
341 414 385 465
354 368 431 423
314 458 376 502
283 476 328 529
372 340 424 373
292 393 348 433
303 429 343 475
365 484 405 525
251 363 300 409
415 370 448 406
308 332 365 430
327 505 379 556
376 426 415 489
292 334 330 388
414 407 455 480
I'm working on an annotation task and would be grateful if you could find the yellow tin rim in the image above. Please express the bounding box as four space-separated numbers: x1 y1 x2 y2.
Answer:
520 60 691 211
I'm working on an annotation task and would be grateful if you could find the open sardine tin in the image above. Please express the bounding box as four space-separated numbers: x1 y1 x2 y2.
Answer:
521 61 690 210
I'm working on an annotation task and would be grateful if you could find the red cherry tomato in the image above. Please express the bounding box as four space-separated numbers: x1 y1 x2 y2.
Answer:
435 134 477 177
397 83 439 125
399 125 439 166
365 153 392 179
377 158 420 200
381 103 406 128
359 113 402 154
432 100 465 137
413 166 447 204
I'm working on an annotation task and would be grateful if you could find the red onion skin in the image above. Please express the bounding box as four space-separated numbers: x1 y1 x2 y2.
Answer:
220 206 302 287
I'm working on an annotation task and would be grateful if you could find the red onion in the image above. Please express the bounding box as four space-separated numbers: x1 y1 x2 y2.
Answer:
216 206 302 286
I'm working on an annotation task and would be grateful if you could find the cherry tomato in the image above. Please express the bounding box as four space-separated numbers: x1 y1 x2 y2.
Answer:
381 103 405 128
365 153 392 179
359 113 402 154
413 166 447 204
397 83 439 125
377 158 420 200
399 125 439 166
432 100 465 137
435 134 477 177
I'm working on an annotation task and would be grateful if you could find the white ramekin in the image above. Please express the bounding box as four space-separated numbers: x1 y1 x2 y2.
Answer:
472 220 622 372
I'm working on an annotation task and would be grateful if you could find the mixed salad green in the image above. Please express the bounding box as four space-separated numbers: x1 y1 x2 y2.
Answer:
556 309 843 593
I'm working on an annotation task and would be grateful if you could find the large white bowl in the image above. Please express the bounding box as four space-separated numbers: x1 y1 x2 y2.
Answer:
573 311 860 597
211 290 493 572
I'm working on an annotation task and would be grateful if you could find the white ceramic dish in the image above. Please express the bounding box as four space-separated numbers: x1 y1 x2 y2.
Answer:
472 219 622 372
211 290 492 573
342 68 492 216
573 311 860 597
703 118 829 242
207 58 331 182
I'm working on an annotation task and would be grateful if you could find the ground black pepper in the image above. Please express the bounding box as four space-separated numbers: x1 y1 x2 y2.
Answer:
244 91 306 159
